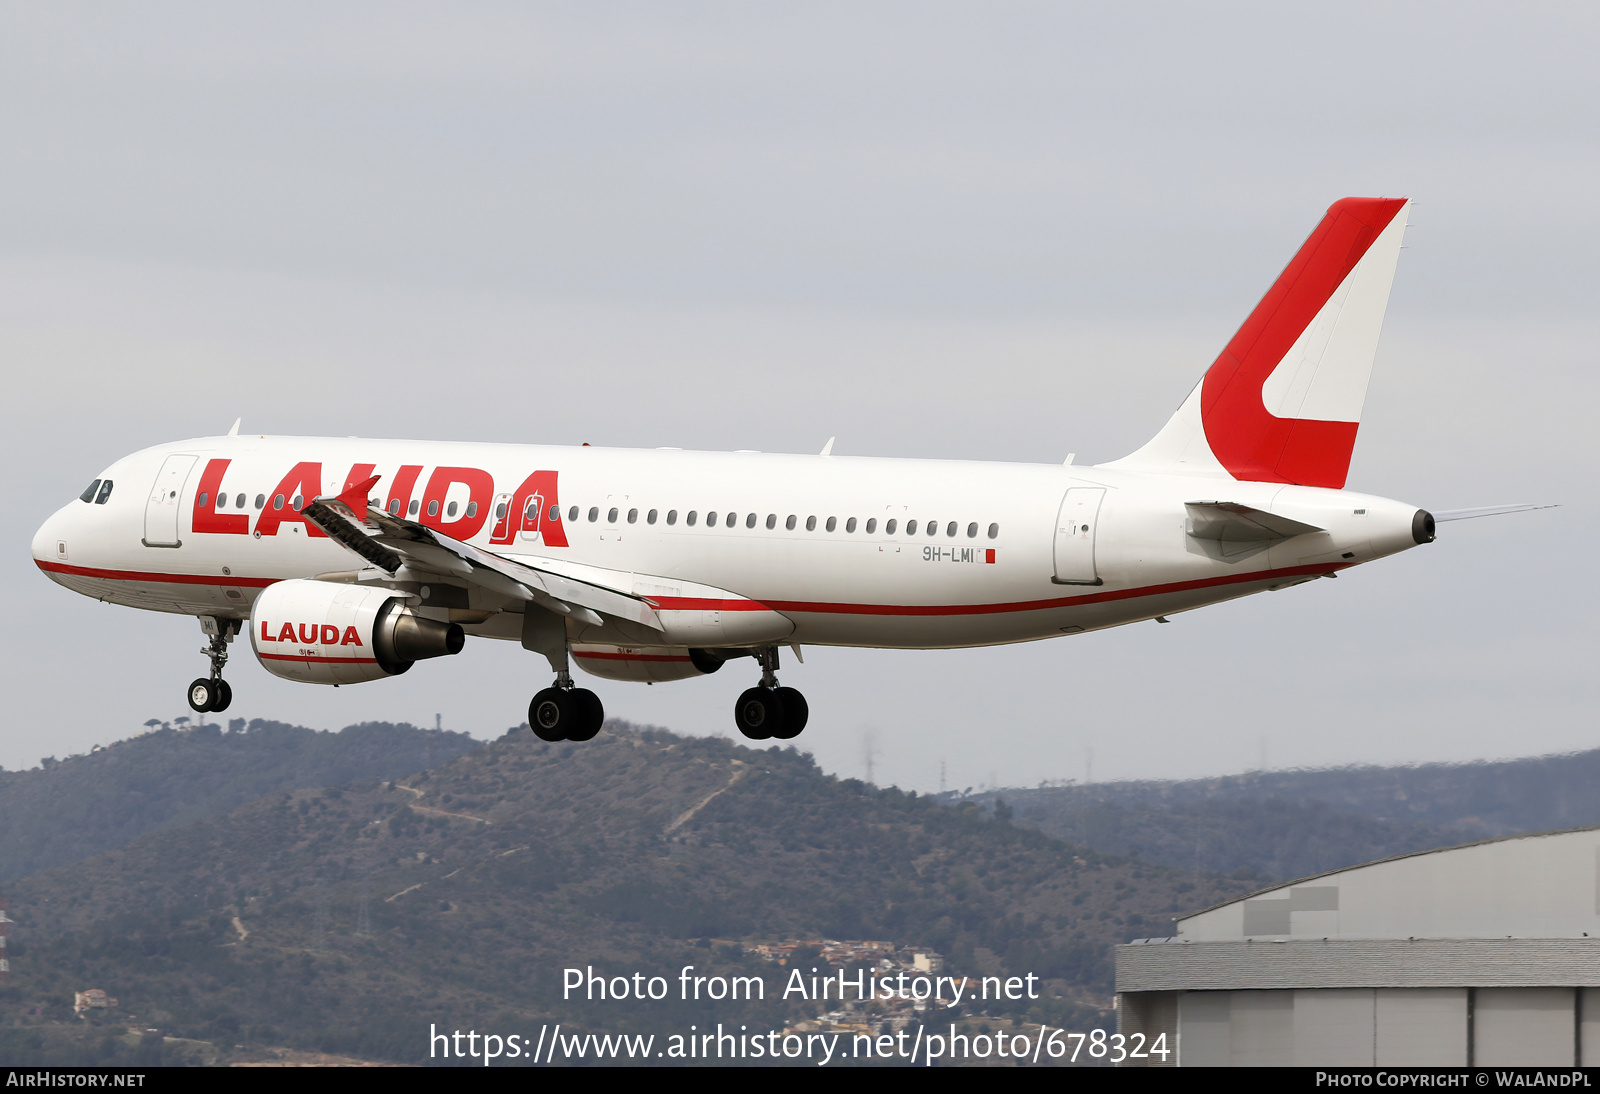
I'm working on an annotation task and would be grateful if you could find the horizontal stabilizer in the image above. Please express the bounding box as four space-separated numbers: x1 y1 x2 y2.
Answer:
1185 501 1324 543
1433 503 1559 523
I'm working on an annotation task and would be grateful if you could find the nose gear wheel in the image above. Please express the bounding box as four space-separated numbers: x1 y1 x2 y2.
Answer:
187 625 235 712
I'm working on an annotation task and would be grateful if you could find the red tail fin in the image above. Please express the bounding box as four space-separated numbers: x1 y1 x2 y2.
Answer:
1108 198 1409 488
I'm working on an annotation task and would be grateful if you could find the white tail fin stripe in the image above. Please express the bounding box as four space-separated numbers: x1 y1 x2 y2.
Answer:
1104 197 1409 489
1260 206 1408 423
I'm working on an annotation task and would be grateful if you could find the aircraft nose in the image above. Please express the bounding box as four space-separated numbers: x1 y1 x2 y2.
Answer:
32 506 74 570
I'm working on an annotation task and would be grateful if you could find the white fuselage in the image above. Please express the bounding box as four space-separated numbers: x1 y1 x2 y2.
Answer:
32 435 1425 660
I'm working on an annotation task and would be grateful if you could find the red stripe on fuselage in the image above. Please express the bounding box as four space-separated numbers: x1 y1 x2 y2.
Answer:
647 596 772 612
36 559 1345 619
36 559 277 588
675 562 1346 617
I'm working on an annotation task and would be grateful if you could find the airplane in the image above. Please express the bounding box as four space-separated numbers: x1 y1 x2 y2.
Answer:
30 197 1545 745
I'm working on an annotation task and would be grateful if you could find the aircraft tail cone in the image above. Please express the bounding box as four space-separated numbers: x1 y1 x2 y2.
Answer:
1412 510 1436 545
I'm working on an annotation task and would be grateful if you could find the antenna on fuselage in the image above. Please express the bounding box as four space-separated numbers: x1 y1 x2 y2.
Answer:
819 437 835 457
227 418 241 437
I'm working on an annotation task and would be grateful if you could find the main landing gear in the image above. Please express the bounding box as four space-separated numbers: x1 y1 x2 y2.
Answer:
188 620 235 714
734 647 808 741
528 668 604 743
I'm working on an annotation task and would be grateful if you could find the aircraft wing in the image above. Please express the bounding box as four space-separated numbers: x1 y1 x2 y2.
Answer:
300 478 662 632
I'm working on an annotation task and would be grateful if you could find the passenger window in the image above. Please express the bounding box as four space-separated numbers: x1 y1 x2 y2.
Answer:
428 500 440 517
273 494 285 510
928 521 940 537
446 501 458 518
886 518 896 535
235 493 245 509
495 502 507 520
80 479 101 503
628 508 638 524
707 512 718 527
588 507 599 522
647 509 658 524
967 522 978 538
466 502 478 518
865 518 877 534
217 494 227 509
947 521 957 537
766 514 776 529
410 500 421 516
687 511 698 526
667 510 678 526
825 516 837 532
389 499 401 516
806 516 817 531
607 507 618 523
198 492 210 508
906 519 917 535
549 504 562 522
568 506 578 522
746 513 757 528
256 494 266 510
988 523 999 539
786 515 797 531
846 517 857 533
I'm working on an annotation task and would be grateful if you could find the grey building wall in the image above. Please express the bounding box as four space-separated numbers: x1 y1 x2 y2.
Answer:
1114 829 1600 1066
1120 987 1600 1067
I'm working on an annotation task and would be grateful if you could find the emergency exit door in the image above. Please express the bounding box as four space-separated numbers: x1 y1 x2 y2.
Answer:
1052 487 1105 586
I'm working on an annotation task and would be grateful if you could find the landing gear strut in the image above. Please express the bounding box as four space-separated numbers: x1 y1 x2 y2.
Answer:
188 619 235 714
521 607 603 743
734 647 808 741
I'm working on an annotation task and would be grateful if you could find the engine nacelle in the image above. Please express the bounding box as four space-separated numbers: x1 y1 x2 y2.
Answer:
250 578 464 685
571 643 724 683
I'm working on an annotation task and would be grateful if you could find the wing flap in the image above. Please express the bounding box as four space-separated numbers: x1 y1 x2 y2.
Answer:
301 489 663 632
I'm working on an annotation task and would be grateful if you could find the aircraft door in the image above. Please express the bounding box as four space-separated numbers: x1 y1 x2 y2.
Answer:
1052 487 1105 586
143 454 198 548
519 492 547 543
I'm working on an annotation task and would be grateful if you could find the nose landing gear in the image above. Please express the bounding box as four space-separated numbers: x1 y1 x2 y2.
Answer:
188 619 237 713
734 647 808 741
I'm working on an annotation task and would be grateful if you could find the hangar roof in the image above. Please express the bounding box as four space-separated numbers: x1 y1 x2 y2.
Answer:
1176 826 1600 942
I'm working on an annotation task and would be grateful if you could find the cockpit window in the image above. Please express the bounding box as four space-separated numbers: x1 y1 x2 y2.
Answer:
79 479 101 503
95 480 113 505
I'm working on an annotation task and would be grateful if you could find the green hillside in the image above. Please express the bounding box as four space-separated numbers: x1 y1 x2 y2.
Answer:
973 747 1600 881
0 724 1251 1066
0 720 480 883
984 792 1473 882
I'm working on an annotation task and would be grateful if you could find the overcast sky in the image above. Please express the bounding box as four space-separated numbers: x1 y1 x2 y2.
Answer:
2 2 1594 790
